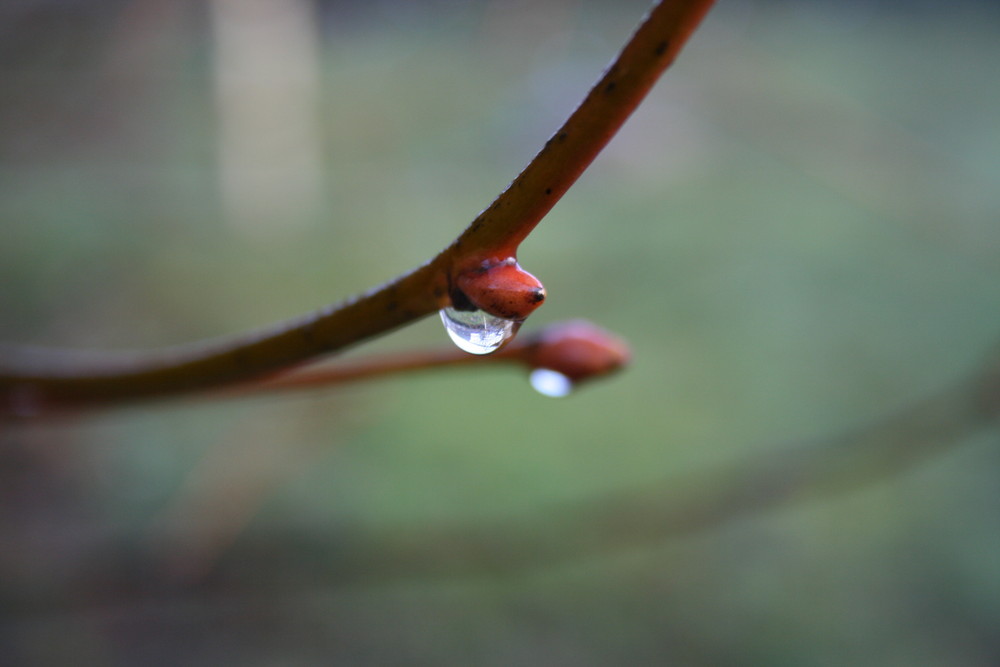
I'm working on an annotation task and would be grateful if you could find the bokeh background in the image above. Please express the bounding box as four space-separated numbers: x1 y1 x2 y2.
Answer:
3 0 1000 663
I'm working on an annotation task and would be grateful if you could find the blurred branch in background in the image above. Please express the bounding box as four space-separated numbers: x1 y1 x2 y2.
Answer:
146 320 630 580
4 342 998 610
225 346 1000 581
145 398 350 583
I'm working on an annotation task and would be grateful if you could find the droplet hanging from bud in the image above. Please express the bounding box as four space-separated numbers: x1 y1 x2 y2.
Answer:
440 257 544 355
439 307 521 355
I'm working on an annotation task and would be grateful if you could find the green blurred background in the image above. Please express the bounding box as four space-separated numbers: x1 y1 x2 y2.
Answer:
2 0 1000 663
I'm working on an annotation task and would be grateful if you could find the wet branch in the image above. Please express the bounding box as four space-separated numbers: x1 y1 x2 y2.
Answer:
0 0 716 415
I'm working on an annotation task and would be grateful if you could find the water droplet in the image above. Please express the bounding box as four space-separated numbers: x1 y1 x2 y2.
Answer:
529 368 574 397
440 307 520 355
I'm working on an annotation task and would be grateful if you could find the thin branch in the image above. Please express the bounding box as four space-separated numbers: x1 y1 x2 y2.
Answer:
226 320 629 398
445 0 716 261
0 321 628 418
0 0 716 413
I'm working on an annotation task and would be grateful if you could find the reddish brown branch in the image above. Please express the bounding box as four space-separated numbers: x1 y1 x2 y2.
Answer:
242 319 629 396
0 0 716 414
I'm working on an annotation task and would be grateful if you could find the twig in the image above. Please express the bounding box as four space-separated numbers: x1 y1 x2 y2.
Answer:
0 0 716 413
232 320 629 398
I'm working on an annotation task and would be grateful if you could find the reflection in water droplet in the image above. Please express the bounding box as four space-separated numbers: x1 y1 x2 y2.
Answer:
440 307 519 355
529 368 574 397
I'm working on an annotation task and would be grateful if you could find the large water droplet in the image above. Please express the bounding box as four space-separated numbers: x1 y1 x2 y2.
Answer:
440 307 520 355
529 368 574 397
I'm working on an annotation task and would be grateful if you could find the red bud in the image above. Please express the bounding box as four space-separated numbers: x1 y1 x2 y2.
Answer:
454 258 546 321
526 320 630 382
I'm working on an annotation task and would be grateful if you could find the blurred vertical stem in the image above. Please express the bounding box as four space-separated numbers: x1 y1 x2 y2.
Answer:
0 0 716 413
210 0 325 236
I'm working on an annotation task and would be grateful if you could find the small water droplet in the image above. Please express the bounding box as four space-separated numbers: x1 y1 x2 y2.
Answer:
440 307 519 355
529 368 574 397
